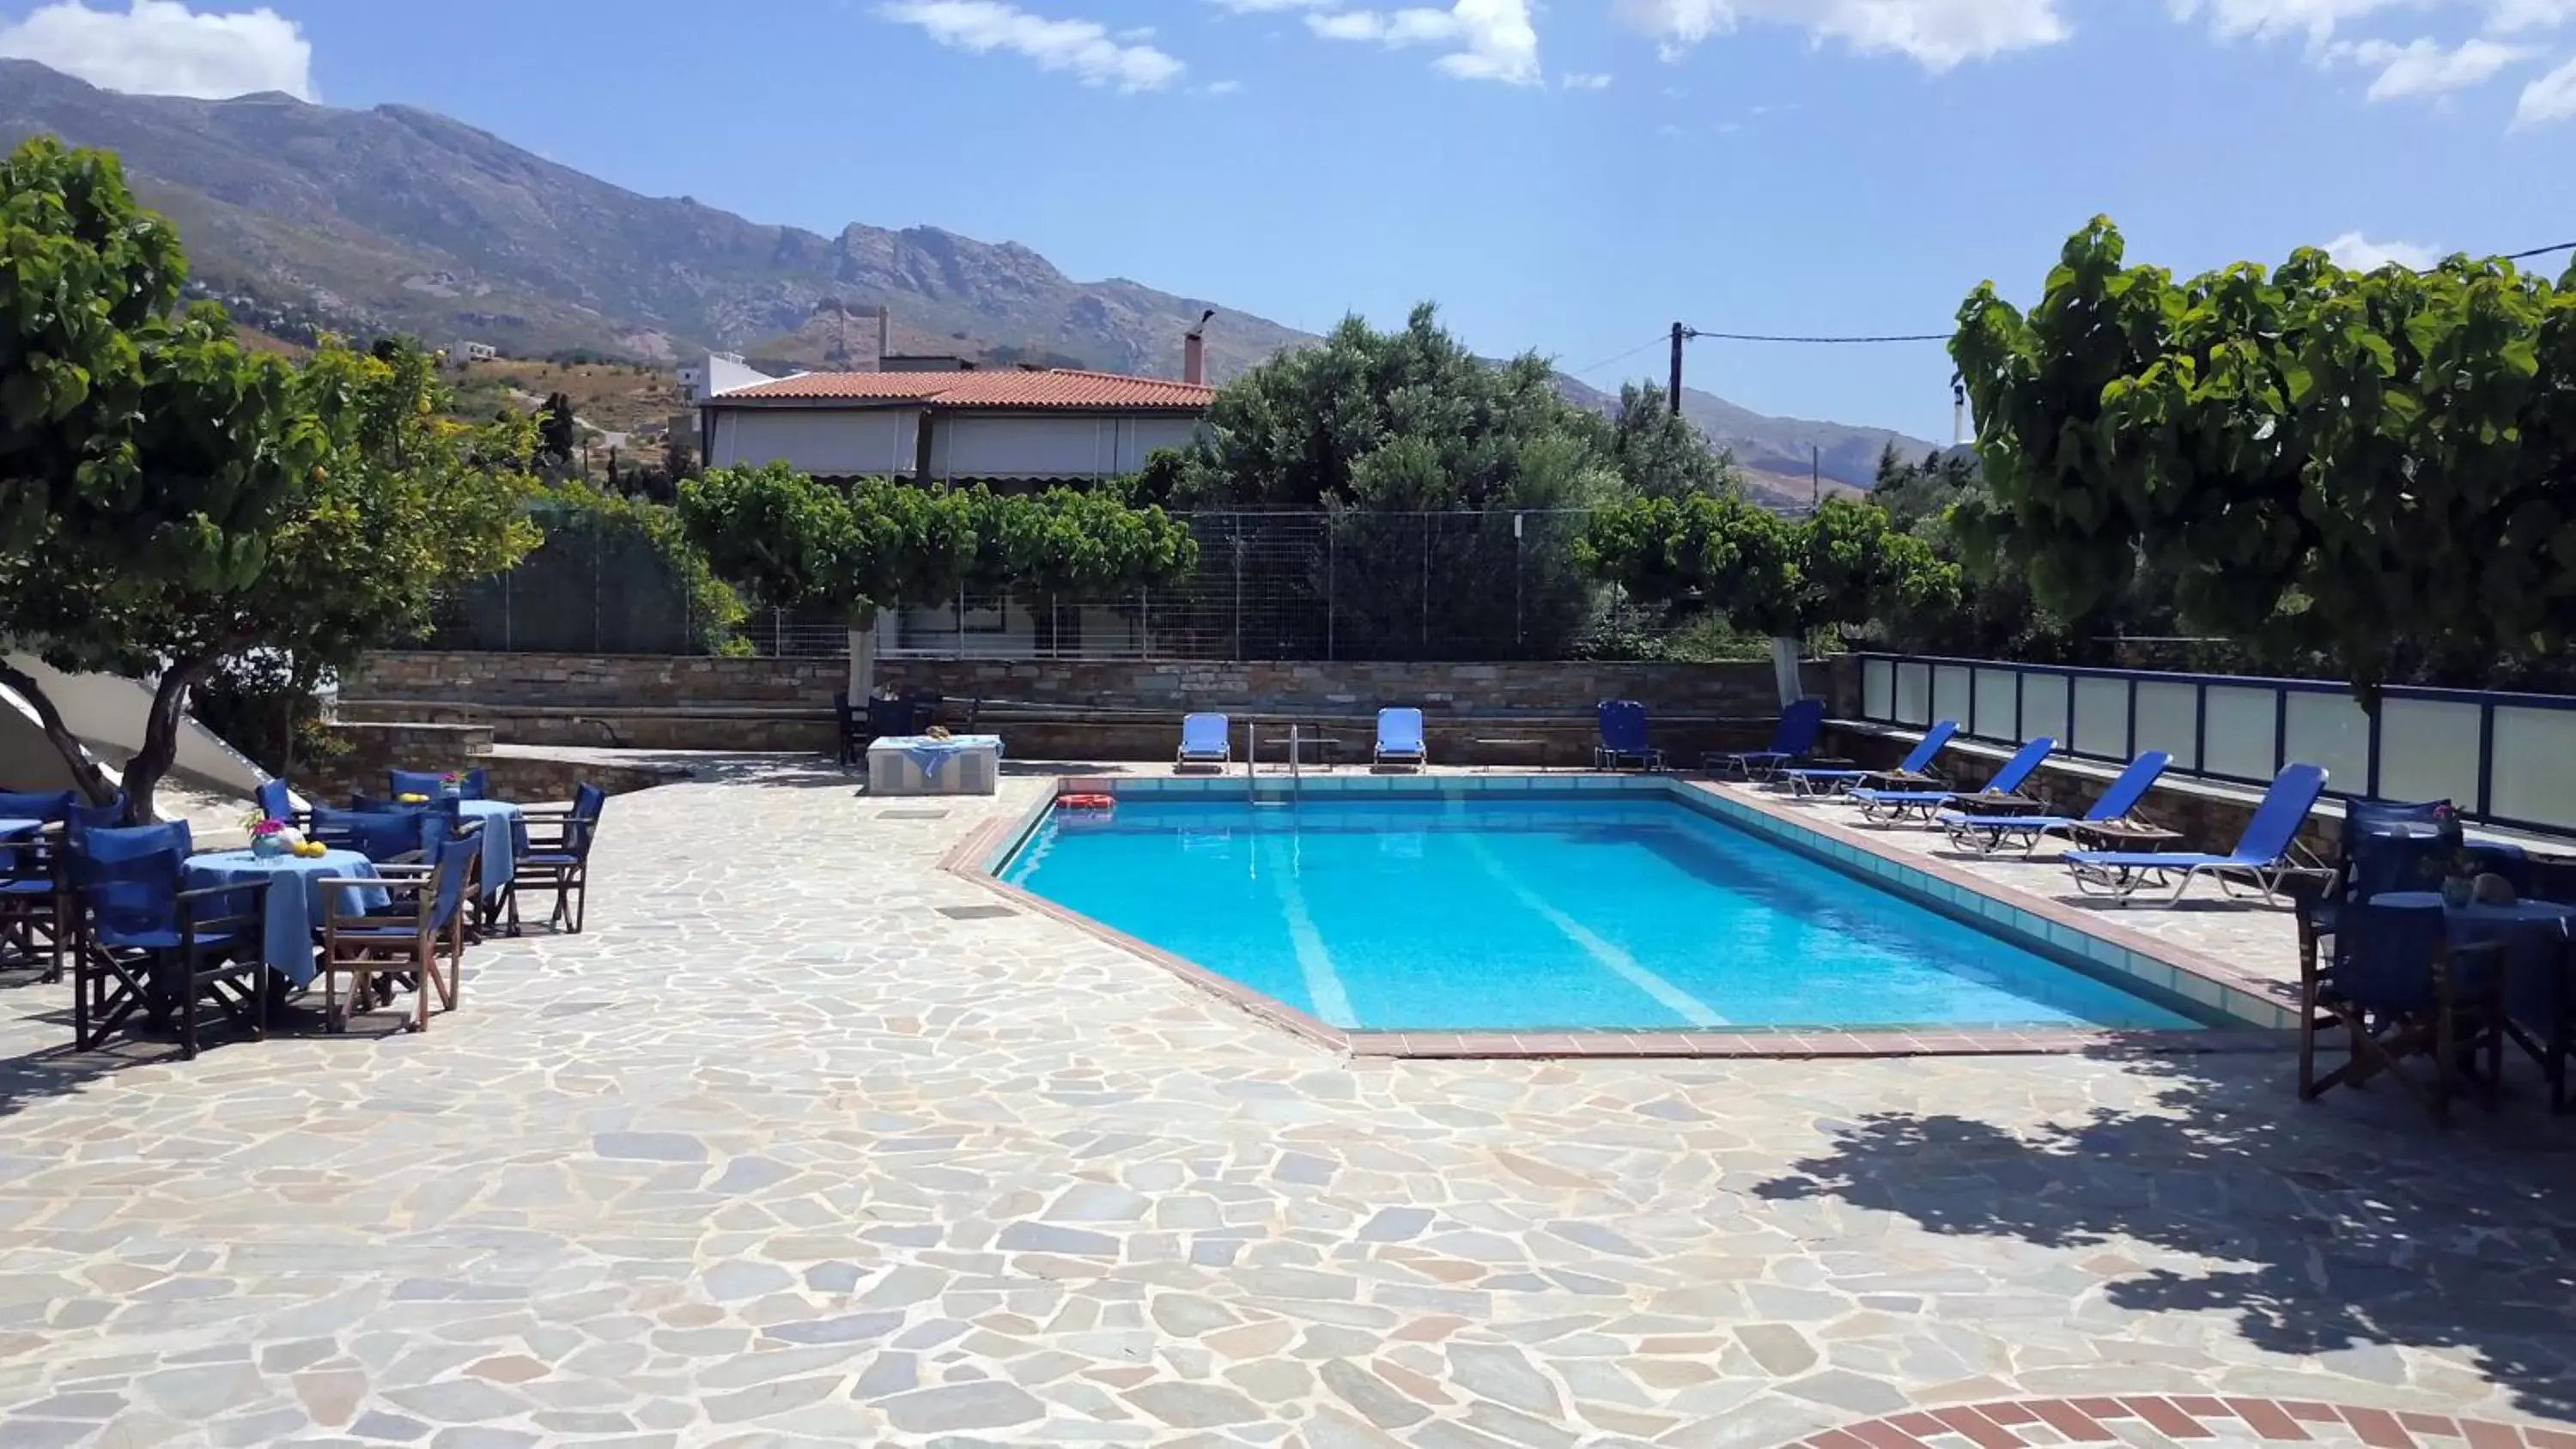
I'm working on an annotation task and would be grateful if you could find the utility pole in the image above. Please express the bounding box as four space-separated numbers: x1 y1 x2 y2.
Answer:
1811 444 1820 508
1668 322 1686 415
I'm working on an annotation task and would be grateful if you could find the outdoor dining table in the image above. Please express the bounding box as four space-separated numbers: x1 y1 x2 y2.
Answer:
454 798 526 901
185 848 391 989
0 819 44 840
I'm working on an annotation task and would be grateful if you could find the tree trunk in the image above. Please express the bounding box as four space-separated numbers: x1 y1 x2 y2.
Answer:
118 658 212 824
0 659 118 805
846 606 879 704
1769 636 1806 708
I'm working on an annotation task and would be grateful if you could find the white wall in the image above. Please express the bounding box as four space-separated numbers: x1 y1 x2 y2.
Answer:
713 408 918 476
0 654 270 803
931 414 1200 481
705 354 779 397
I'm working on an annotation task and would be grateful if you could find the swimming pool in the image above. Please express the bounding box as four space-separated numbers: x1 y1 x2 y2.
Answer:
1000 791 2211 1034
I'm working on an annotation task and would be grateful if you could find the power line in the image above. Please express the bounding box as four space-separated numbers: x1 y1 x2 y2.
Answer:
2489 241 2575 265
1567 336 1671 376
1682 327 1951 344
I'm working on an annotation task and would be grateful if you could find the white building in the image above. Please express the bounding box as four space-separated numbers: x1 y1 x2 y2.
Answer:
696 366 1212 485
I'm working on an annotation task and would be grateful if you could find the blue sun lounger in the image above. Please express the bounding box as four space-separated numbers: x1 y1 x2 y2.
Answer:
1375 707 1426 770
1937 750 2172 857
1785 719 1957 797
1176 712 1230 770
2064 762 2329 906
1703 698 1824 780
1850 736 2056 826
1594 700 1665 771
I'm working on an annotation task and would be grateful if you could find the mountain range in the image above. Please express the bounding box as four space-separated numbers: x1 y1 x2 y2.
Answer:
0 58 1937 492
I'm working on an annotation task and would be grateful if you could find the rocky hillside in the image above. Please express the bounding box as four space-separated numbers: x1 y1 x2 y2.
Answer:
0 58 1936 485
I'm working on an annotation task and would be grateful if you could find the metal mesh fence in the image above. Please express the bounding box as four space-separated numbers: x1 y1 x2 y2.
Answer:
431 507 1643 661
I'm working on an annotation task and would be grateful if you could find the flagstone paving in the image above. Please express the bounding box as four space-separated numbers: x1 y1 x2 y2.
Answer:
1 759 2572 1449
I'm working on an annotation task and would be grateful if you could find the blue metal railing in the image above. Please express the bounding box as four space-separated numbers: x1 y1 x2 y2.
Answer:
1851 653 2576 838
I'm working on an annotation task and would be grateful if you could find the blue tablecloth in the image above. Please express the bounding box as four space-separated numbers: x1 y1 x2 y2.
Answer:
880 734 1004 782
2370 891 2575 1025
457 799 526 900
186 849 390 988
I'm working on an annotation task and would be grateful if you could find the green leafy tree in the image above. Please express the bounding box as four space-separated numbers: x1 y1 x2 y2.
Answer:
1163 304 1620 512
537 390 579 470
1953 217 2576 695
0 140 541 814
1579 494 1956 642
0 139 326 809
1609 382 1740 499
677 466 1200 640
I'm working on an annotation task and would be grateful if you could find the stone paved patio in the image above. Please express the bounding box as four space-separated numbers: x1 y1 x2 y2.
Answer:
2 757 2573 1448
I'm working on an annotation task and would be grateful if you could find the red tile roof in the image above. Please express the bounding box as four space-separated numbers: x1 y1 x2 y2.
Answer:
715 367 1214 411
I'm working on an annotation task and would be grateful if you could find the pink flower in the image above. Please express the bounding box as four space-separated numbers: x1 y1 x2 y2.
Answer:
251 818 285 836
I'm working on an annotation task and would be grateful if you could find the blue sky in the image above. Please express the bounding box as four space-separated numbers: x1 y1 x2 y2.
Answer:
3 0 2571 440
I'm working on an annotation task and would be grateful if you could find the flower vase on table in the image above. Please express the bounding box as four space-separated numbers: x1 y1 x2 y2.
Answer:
2442 873 2476 908
439 770 464 800
249 819 290 858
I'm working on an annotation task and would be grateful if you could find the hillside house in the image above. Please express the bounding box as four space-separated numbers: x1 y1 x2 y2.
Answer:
696 367 1213 485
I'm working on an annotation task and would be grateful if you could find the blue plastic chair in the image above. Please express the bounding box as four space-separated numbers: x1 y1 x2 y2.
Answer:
508 783 605 934
1374 708 1426 770
1784 720 1958 797
1593 700 1665 772
1177 713 1231 770
253 779 293 822
1703 700 1825 780
2067 762 2330 906
1938 751 2172 857
320 829 474 1033
1850 736 2056 826
66 821 268 1058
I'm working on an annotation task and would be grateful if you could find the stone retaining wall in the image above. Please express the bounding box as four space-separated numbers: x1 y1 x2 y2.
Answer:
349 651 1810 717
344 652 1814 761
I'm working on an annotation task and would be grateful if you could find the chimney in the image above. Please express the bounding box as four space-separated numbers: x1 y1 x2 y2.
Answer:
1182 309 1213 385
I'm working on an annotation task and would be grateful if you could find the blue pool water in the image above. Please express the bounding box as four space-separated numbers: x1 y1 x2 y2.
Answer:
1003 794 2205 1033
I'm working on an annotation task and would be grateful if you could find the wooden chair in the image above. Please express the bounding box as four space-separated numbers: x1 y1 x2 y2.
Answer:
507 783 605 935
319 832 473 1034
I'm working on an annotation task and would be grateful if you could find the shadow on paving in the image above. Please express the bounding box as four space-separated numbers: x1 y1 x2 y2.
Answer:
1753 1041 2576 1422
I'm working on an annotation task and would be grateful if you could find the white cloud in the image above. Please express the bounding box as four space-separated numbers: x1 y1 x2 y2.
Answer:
1613 0 2070 71
1200 76 1246 92
2512 51 2576 122
2324 230 2440 270
0 0 312 100
2488 0 2576 30
1203 0 1335 9
2168 0 2399 45
1308 0 1540 82
1560 69 1613 86
2330 35 2529 97
878 0 1184 89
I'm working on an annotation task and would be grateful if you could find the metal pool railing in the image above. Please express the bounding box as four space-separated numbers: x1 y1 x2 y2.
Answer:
1852 653 2576 838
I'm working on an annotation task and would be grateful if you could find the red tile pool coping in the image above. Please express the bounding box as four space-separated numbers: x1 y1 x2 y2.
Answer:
941 774 2305 1062
1776 1396 2559 1448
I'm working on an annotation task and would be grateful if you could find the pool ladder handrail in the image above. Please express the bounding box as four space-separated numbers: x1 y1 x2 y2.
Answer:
1243 719 1299 807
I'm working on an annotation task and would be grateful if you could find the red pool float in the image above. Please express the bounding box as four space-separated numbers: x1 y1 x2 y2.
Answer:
1059 793 1116 811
